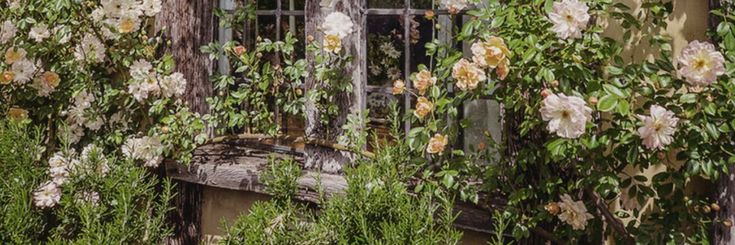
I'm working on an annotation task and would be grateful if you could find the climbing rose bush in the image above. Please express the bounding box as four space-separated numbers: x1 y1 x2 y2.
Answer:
0 1 204 242
375 0 735 243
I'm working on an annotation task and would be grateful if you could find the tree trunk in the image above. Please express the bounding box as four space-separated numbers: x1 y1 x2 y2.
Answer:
155 1 217 244
303 0 366 173
155 0 216 115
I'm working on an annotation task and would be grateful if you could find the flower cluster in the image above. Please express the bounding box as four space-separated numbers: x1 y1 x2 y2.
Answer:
122 136 164 167
442 0 471 14
95 0 162 35
127 59 187 102
3 47 38 85
34 144 110 208
63 91 104 143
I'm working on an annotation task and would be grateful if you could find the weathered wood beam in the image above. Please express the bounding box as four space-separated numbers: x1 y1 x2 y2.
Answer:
303 0 367 173
155 1 217 244
165 141 497 234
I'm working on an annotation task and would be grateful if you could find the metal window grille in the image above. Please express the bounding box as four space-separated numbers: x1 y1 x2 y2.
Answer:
221 0 478 145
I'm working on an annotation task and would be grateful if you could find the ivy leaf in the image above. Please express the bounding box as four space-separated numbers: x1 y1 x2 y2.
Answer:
616 99 630 115
679 94 697 104
597 95 618 112
603 84 626 98
546 138 568 157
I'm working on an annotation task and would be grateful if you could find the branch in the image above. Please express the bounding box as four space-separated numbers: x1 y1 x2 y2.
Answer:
531 226 566 245
586 189 634 243
206 134 376 159
301 138 376 159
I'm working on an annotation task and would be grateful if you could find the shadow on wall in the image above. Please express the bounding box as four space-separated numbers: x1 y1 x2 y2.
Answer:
602 0 708 62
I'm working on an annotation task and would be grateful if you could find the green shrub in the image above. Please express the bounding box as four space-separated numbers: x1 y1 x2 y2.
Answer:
0 120 173 244
220 144 461 245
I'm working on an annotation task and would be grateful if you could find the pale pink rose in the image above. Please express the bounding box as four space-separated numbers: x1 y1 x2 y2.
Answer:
678 41 726 86
637 105 678 150
540 93 592 138
547 0 590 40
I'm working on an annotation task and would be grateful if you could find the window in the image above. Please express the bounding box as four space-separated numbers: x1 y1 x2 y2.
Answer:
217 0 500 151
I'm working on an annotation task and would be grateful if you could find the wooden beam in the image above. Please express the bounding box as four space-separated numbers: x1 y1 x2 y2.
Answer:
303 0 368 173
165 141 498 234
155 1 217 244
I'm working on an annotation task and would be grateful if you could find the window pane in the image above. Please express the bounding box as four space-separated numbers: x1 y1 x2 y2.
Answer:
411 0 435 9
280 16 306 59
368 0 405 9
284 0 304 10
407 15 433 74
256 15 277 41
367 15 404 87
257 0 277 10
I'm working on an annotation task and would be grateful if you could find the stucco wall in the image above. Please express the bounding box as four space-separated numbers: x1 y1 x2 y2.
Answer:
199 1 710 244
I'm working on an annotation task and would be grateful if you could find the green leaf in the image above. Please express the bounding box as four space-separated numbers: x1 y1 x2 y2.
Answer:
603 84 626 98
616 99 630 115
597 95 618 112
679 94 697 104
546 138 568 156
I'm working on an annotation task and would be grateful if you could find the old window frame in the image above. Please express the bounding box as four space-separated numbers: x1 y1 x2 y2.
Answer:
219 0 494 148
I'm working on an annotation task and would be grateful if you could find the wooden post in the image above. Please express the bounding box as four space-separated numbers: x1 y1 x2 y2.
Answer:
155 1 217 244
708 1 735 244
303 0 366 173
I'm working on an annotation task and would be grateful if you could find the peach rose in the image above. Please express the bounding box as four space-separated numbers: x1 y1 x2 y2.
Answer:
40 71 60 88
412 69 436 95
452 59 486 91
1 71 13 85
4 47 25 64
426 133 448 154
413 96 433 119
471 36 510 69
8 107 28 120
392 79 405 95
233 45 247 56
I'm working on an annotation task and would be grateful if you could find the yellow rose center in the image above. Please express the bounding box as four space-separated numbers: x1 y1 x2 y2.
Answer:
653 120 664 132
561 110 571 119
119 19 135 33
5 51 20 63
693 58 708 71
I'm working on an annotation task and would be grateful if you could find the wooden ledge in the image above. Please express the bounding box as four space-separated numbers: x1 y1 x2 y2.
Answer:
165 140 497 234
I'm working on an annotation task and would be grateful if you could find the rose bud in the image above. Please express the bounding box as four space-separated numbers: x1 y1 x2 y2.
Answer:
712 203 721 212
588 96 598 105
425 10 435 20
161 126 170 134
545 202 560 215
540 89 551 98
233 45 246 56
725 219 733 228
